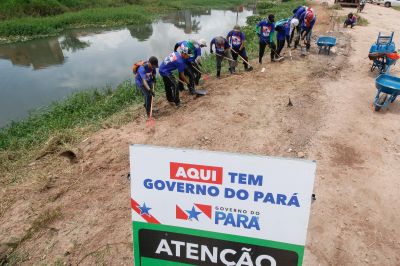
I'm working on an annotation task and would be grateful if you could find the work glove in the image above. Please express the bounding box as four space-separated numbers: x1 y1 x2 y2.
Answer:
150 90 155 97
210 49 214 54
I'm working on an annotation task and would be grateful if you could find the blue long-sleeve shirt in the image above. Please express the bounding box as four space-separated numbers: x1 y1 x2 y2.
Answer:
135 62 156 88
294 6 306 21
302 12 316 30
210 37 230 55
275 19 290 41
227 30 246 50
256 20 275 43
159 52 186 76
175 41 201 63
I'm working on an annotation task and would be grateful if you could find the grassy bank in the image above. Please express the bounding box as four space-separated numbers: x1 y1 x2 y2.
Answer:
0 0 306 183
0 0 249 42
0 0 140 19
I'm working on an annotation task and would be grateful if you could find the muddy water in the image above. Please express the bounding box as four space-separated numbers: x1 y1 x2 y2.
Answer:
0 7 254 128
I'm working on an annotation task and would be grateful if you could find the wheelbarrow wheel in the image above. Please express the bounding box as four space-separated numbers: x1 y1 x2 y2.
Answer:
374 94 387 112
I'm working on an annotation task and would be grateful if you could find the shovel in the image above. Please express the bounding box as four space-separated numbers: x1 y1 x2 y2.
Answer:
145 85 155 128
215 53 238 64
191 63 209 81
231 49 254 71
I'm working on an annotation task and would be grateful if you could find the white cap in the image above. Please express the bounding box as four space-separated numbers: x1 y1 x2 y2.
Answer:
291 18 299 27
198 38 207 47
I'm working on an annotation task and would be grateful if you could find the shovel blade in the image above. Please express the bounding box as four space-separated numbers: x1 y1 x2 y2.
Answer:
146 117 155 128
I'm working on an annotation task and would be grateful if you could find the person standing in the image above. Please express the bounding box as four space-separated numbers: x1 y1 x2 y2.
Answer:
174 40 196 94
159 46 191 107
174 39 207 90
188 39 207 85
256 14 281 63
134 56 158 118
210 36 236 78
227 25 253 71
288 17 299 47
275 19 290 57
293 6 307 49
301 8 316 52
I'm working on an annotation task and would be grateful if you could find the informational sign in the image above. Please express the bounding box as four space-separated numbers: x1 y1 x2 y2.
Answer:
130 145 316 266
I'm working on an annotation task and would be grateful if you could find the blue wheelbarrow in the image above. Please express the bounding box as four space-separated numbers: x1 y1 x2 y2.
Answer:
369 32 397 73
316 36 337 55
374 74 400 111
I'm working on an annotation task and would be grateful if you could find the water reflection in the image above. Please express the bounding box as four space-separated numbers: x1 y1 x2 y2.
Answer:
162 9 209 34
0 7 254 127
127 23 153 41
60 33 91 52
0 38 64 70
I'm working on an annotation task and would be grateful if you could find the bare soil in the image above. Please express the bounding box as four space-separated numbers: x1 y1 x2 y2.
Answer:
1 2 399 265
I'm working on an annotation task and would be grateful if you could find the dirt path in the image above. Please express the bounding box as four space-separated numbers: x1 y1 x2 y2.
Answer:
1 2 399 265
304 4 400 265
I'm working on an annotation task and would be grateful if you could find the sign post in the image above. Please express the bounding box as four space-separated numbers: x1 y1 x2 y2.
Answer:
130 145 316 266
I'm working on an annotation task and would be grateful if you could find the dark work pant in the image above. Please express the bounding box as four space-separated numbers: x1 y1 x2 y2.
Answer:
286 35 290 47
294 25 301 48
301 28 312 51
188 62 201 85
231 47 249 69
162 75 180 105
344 19 355 28
178 66 195 92
259 40 277 62
289 30 295 46
276 39 285 56
216 50 235 71
137 85 152 117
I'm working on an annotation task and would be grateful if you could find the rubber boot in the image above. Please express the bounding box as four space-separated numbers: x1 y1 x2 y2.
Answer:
294 39 299 49
229 67 234 74
217 70 221 78
189 87 196 95
306 43 311 52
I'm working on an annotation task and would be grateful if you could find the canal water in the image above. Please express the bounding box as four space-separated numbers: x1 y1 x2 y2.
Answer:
0 7 254 128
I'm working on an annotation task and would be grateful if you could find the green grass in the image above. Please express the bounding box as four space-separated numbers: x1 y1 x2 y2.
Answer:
0 0 145 20
0 5 151 38
394 6 400 11
0 81 145 152
0 0 306 181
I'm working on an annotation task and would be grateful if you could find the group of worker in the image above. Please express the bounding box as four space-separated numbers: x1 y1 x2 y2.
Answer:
134 5 317 118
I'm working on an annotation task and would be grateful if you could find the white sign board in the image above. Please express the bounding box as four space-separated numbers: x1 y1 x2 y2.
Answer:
130 145 316 266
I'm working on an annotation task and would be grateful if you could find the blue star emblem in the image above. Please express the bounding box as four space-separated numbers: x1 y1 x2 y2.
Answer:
138 203 152 216
186 206 202 221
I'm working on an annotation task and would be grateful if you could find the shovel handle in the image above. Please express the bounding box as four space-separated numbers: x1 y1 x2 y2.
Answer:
214 53 237 62
191 63 205 75
149 84 154 119
231 49 252 67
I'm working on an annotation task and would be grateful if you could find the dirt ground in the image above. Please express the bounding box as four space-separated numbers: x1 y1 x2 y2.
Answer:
1 2 400 265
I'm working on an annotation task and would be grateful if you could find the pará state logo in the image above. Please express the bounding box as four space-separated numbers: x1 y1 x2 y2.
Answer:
176 204 260 230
